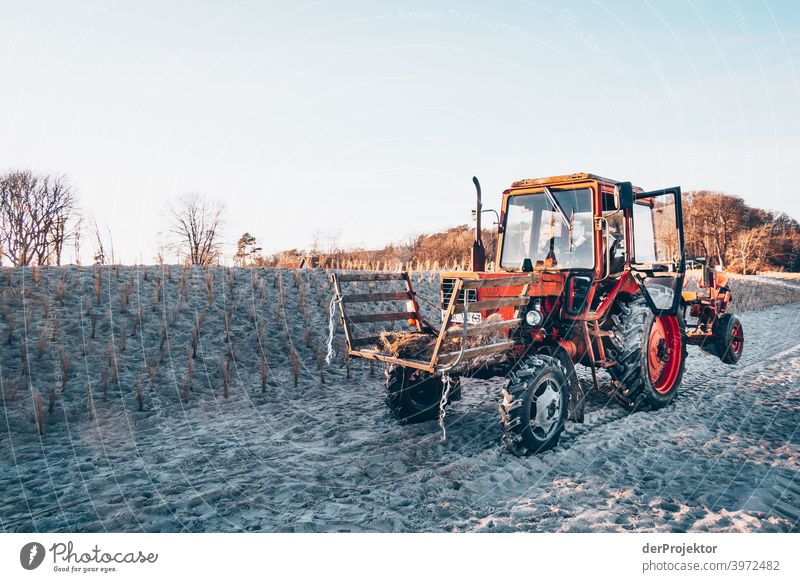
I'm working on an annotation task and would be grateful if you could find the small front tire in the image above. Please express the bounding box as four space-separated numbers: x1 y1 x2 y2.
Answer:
385 366 460 424
715 313 744 364
500 355 569 456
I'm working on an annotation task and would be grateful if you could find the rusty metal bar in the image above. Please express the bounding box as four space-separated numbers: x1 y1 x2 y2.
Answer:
334 272 406 282
428 278 463 367
341 291 412 303
349 350 434 372
583 321 600 393
331 274 354 351
401 272 424 333
347 311 417 324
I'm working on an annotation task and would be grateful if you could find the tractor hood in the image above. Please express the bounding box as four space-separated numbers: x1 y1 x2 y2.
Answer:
439 270 565 322
439 270 564 296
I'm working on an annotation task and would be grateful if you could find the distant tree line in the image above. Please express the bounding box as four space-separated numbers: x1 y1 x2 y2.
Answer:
259 192 799 273
241 226 499 271
0 170 228 267
683 190 799 274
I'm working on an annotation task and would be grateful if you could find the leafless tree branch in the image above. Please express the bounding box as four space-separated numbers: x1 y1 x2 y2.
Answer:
167 193 225 266
0 170 78 266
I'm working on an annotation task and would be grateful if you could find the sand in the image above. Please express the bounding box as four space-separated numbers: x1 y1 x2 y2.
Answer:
0 266 798 532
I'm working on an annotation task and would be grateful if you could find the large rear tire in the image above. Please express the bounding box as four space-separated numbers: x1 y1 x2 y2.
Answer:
500 355 569 456
608 295 687 410
384 366 460 424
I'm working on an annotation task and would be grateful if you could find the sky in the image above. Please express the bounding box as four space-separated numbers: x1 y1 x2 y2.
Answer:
1 0 798 263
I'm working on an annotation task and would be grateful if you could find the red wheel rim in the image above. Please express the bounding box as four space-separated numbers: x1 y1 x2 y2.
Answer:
730 321 743 355
647 315 682 394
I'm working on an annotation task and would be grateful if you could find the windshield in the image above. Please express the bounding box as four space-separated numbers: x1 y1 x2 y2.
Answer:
500 187 594 270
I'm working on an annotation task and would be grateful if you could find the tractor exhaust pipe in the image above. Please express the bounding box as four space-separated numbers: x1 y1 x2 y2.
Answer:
471 176 486 272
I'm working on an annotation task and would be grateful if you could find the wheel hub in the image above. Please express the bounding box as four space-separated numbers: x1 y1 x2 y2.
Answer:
647 315 683 394
731 321 743 354
656 338 671 363
532 379 561 437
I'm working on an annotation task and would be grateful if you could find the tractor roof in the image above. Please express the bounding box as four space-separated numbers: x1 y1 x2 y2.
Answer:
510 172 621 188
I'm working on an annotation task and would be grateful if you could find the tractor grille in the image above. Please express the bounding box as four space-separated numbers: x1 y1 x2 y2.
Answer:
440 277 477 309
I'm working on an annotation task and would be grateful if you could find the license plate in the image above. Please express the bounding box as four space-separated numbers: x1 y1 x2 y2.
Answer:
442 309 483 324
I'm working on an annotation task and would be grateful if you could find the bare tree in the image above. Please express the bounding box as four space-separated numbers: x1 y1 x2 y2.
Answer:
309 229 322 255
168 193 225 266
684 191 747 268
0 170 78 266
730 225 773 275
92 219 116 265
326 230 342 268
73 216 83 265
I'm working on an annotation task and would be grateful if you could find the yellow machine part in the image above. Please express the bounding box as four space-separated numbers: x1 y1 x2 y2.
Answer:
681 291 698 302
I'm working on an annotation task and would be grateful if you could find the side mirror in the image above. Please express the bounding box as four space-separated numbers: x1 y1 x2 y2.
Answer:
614 182 634 211
472 208 501 225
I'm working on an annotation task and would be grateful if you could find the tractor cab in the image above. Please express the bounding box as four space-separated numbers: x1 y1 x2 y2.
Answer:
484 173 686 318
499 183 596 273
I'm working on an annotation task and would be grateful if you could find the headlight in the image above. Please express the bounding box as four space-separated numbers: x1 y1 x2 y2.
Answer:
525 308 543 327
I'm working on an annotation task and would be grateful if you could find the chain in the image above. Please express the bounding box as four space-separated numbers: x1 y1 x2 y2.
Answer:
438 373 452 441
325 294 341 366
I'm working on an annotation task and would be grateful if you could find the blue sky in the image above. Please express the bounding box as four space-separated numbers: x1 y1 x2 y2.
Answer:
1 0 798 262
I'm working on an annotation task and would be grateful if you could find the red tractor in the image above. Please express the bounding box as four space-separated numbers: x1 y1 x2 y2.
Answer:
331 173 743 455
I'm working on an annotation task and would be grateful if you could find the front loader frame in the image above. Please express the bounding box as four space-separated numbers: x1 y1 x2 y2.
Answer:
330 272 539 374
